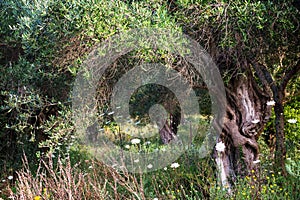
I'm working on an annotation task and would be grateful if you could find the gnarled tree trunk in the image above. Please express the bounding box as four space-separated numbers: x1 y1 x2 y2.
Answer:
218 74 272 184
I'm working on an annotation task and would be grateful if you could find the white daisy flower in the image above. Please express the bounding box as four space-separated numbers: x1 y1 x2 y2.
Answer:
8 176 13 180
131 138 141 144
287 119 297 124
266 100 275 106
216 141 225 152
253 160 260 164
170 162 180 168
147 164 153 169
124 144 130 149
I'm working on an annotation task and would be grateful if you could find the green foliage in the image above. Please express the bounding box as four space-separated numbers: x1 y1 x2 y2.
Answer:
284 92 300 178
37 104 75 156
0 57 37 89
0 88 43 176
285 100 300 158
174 0 299 69
0 0 180 179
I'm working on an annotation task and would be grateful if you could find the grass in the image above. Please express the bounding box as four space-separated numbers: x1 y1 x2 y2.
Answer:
3 132 299 200
1 116 299 199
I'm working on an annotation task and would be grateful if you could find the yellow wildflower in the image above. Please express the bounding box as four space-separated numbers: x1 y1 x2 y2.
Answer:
33 196 41 200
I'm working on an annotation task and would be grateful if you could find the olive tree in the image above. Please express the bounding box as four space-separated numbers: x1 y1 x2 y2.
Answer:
172 0 300 187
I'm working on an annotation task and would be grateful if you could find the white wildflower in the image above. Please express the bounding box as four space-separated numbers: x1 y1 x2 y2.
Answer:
170 162 180 169
287 119 297 124
147 164 153 169
153 198 159 200
253 160 261 164
251 119 260 124
164 167 167 170
124 144 130 149
8 176 13 180
145 141 151 145
131 138 141 144
216 141 225 152
88 165 93 169
266 100 275 106
134 159 139 163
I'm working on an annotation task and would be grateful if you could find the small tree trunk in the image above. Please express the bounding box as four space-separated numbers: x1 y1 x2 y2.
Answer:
159 113 179 144
274 94 287 175
159 121 178 144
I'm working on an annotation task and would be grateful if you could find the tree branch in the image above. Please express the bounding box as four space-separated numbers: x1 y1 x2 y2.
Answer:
251 61 275 95
280 60 300 91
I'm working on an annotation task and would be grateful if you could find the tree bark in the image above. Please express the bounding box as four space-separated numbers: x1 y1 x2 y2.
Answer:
219 74 272 183
273 95 286 174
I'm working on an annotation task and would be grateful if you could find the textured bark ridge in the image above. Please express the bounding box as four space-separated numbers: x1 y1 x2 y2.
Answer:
221 75 272 179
